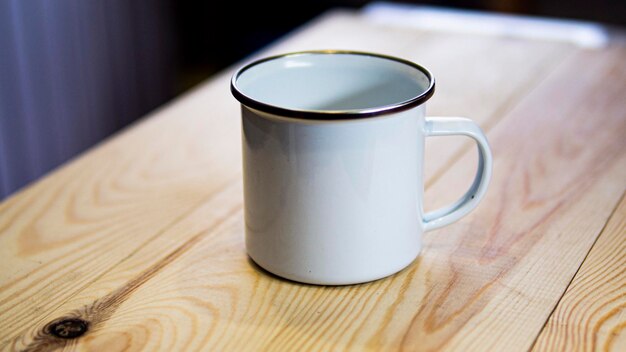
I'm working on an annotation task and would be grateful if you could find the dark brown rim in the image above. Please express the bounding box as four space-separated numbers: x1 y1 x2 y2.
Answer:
230 50 435 120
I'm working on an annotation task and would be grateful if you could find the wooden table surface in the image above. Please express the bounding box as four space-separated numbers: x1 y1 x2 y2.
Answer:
1 9 625 352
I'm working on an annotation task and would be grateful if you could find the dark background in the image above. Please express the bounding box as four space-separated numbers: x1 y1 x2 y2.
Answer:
174 0 626 91
173 1 359 91
1 0 625 199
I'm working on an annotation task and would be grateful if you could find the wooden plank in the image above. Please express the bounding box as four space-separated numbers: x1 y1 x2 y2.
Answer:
0 10 573 347
4 18 625 352
0 70 242 342
412 44 626 351
532 195 626 352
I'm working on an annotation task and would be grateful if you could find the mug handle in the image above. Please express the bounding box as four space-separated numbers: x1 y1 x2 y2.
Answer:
422 117 493 232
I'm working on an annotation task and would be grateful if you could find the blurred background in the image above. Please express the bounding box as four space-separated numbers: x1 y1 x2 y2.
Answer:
1 0 624 199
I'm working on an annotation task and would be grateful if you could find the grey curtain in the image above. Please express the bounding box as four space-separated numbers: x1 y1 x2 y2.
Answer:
0 0 174 199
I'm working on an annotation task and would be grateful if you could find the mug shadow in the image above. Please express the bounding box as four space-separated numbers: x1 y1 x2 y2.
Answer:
245 256 311 287
245 255 421 288
240 255 424 333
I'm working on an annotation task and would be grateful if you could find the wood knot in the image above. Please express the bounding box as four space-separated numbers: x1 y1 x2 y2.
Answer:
46 318 89 339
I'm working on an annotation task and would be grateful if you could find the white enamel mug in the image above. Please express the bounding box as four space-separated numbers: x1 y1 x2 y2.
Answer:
231 51 492 285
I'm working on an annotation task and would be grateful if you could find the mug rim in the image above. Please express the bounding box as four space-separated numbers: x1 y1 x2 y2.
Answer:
230 50 435 120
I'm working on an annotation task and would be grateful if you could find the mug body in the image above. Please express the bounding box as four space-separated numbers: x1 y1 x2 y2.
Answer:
242 106 426 285
232 51 436 285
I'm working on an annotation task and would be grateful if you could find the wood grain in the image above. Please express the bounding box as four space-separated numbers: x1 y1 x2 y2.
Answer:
532 194 626 352
0 70 242 341
1 10 624 352
412 43 626 351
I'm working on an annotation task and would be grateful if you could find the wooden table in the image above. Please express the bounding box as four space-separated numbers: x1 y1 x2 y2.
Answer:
1 8 625 352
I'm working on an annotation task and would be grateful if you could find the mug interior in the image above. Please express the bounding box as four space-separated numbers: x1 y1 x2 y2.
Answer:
233 52 432 114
